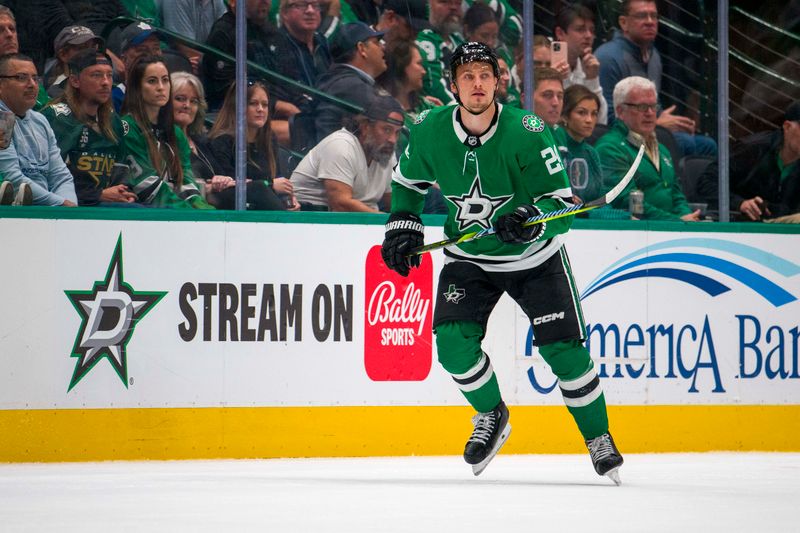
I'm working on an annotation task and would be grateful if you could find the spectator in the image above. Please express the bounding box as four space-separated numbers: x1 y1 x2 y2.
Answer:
0 111 31 206
291 92 403 211
42 50 139 207
553 4 608 125
113 22 164 111
376 38 445 213
594 76 699 221
416 0 464 105
512 34 552 91
532 67 564 129
43 25 104 99
496 54 519 109
203 0 277 110
0 53 77 206
0 6 51 110
162 0 227 75
313 22 387 143
376 0 429 42
594 0 716 157
121 55 212 209
263 0 332 140
463 0 520 49
208 80 298 210
170 71 230 192
697 101 800 223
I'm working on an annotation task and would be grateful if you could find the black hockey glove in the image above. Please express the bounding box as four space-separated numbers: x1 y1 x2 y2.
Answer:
495 204 545 244
382 212 424 277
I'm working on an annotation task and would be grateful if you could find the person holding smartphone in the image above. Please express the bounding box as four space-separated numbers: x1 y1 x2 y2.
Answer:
553 4 608 125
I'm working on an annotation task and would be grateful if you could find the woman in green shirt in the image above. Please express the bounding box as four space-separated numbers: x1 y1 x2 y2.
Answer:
121 55 212 209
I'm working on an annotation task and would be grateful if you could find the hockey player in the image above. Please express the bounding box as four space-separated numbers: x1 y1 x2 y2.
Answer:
381 42 624 483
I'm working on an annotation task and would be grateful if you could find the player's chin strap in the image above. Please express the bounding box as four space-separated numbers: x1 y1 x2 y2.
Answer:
407 144 646 256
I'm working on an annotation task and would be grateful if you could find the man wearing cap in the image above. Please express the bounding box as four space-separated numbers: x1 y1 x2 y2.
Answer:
112 22 163 111
43 25 104 99
42 49 139 207
376 0 428 41
312 22 387 144
291 92 404 211
697 101 800 223
0 53 77 206
415 0 464 105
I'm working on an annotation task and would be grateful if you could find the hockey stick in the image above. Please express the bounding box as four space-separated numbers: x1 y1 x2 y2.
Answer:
408 144 645 256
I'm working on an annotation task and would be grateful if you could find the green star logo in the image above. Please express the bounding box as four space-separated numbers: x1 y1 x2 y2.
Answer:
65 235 165 392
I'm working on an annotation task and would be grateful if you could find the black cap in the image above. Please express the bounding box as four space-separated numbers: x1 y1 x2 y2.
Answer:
68 49 113 75
365 90 404 126
785 101 800 122
120 22 160 51
334 22 384 57
383 0 429 32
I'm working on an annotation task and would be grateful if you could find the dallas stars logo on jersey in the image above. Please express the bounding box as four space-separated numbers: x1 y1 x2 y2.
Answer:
445 175 512 232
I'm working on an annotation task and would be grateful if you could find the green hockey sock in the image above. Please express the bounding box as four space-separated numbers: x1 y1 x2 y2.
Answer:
434 320 502 413
538 339 609 440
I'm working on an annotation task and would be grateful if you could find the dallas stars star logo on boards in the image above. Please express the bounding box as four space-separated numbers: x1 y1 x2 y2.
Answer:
65 235 165 391
445 175 512 232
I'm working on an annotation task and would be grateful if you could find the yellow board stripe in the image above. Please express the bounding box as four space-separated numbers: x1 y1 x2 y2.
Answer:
1 405 798 462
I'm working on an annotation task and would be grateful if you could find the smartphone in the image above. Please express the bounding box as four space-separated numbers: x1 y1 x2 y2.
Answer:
550 40 568 67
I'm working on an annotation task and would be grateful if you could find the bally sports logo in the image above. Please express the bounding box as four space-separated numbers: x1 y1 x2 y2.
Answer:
364 246 433 381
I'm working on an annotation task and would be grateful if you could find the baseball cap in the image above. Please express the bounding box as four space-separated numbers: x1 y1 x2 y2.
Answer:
364 90 404 126
334 22 385 56
54 25 104 52
383 0 429 32
785 101 800 122
120 22 160 51
68 49 113 75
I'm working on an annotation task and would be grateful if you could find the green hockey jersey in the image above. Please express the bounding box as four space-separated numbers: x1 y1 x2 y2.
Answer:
122 116 213 209
392 104 574 272
415 29 464 106
42 102 127 206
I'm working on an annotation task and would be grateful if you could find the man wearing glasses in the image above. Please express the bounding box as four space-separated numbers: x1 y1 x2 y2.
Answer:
0 54 77 206
595 76 700 221
595 0 716 157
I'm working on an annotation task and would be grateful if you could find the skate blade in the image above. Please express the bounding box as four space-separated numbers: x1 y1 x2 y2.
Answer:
605 467 622 486
471 423 512 476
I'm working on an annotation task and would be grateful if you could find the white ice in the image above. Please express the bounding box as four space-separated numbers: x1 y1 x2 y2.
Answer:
1 453 797 532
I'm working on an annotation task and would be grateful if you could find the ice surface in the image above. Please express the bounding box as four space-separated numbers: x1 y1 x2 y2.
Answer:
0 453 797 532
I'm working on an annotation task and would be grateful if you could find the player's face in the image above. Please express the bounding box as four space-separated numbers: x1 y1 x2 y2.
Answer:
532 79 564 127
617 87 658 136
172 83 200 129
565 97 599 141
451 62 498 115
75 63 114 106
140 62 170 112
246 86 270 130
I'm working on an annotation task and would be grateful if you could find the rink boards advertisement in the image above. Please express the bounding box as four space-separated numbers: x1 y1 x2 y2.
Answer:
0 213 798 460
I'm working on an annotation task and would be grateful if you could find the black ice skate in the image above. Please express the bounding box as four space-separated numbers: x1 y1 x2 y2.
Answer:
463 401 511 476
586 432 624 485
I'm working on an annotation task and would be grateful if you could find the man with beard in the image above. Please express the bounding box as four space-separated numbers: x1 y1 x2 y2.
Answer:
381 42 624 483
290 92 403 211
42 49 139 206
416 0 464 105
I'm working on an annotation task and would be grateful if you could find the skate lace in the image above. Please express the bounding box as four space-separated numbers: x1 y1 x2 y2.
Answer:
467 411 497 445
587 434 614 461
